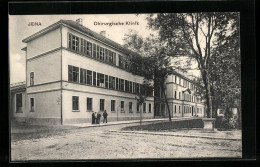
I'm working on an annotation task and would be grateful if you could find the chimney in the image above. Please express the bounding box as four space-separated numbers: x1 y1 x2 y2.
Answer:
100 31 106 37
76 18 83 25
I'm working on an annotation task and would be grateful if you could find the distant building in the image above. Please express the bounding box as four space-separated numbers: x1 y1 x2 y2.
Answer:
154 71 205 118
10 19 205 125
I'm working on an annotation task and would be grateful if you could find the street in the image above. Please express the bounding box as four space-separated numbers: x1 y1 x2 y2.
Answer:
11 123 242 160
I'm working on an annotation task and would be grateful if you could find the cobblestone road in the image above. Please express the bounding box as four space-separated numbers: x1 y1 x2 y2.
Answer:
11 123 242 161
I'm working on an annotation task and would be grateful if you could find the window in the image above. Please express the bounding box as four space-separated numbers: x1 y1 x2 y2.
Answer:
179 78 181 85
97 73 104 87
105 75 109 88
80 38 86 54
87 98 92 111
30 98 34 112
116 78 119 90
174 105 176 113
120 79 125 91
68 65 79 83
80 68 86 84
109 76 115 89
136 83 140 94
96 45 100 59
174 91 177 99
149 103 151 113
30 72 34 86
119 54 125 68
68 34 79 51
112 52 116 65
105 49 109 63
93 44 97 58
121 101 124 112
137 103 140 113
87 70 92 85
129 102 133 113
100 47 105 61
129 81 133 93
87 41 92 57
143 103 146 113
111 100 115 112
133 82 136 94
179 106 181 113
16 93 22 113
125 80 129 92
72 96 79 111
100 99 105 111
93 72 97 86
179 92 181 100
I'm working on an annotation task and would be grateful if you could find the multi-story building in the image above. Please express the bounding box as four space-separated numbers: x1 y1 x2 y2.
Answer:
10 19 205 125
154 71 205 118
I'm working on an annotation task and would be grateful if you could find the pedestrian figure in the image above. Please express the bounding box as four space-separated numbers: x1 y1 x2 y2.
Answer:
92 111 97 124
96 112 101 124
103 110 108 123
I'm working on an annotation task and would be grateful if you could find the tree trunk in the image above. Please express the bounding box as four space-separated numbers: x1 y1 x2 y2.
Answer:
161 85 172 122
202 70 213 118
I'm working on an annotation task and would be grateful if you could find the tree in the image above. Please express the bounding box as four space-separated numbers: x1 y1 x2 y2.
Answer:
147 12 239 118
123 30 173 122
208 13 240 128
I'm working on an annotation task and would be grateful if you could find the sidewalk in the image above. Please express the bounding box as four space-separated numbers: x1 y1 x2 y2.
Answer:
65 116 199 128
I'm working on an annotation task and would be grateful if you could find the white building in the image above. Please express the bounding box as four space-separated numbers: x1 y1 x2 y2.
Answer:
10 19 205 125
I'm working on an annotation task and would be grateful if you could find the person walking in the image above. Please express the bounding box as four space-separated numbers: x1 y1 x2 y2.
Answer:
92 111 97 124
96 112 101 124
103 110 108 123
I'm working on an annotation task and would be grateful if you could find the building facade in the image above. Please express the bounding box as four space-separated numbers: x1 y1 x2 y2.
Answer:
10 19 205 125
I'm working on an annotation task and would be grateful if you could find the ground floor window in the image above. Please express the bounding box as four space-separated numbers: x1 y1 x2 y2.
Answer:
149 103 151 113
111 100 115 112
30 98 34 112
72 96 79 111
129 102 132 113
100 99 105 111
16 93 22 113
121 101 124 112
87 98 92 111
137 103 139 113
143 103 146 113
174 105 176 113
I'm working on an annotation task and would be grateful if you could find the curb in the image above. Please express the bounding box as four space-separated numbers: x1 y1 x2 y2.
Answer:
66 117 202 128
109 130 242 141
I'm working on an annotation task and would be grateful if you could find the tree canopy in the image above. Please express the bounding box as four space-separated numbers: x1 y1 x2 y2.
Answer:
147 12 240 118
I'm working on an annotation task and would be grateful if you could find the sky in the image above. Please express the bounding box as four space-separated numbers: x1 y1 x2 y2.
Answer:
9 14 200 84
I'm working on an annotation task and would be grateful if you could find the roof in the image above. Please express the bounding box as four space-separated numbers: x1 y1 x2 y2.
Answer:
22 19 139 57
10 81 26 92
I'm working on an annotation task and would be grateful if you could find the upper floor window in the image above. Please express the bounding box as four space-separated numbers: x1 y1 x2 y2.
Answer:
30 72 34 86
80 68 86 84
68 34 79 52
149 103 151 113
87 70 92 85
68 65 79 83
119 54 124 68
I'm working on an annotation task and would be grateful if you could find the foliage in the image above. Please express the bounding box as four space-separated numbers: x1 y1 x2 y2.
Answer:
146 13 239 118
123 30 173 121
